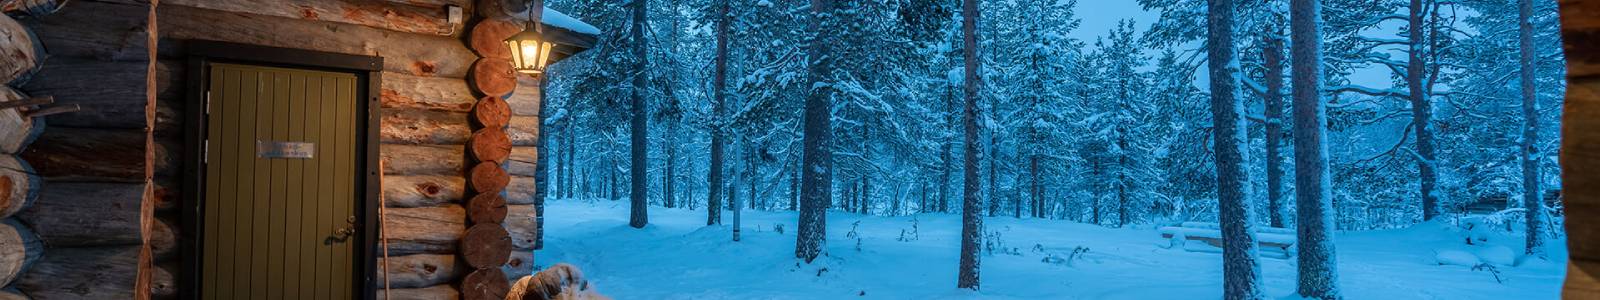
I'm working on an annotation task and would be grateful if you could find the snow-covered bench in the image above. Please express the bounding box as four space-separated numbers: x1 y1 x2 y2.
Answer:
1159 222 1296 258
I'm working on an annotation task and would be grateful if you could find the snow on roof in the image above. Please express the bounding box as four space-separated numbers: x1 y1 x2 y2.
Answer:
540 7 601 35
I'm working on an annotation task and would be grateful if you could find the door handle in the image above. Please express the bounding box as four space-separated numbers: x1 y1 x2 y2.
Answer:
324 216 358 244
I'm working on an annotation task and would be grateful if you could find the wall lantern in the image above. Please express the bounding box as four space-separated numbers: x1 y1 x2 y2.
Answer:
506 1 554 75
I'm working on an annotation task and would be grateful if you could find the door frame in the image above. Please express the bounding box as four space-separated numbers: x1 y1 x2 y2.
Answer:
180 40 383 300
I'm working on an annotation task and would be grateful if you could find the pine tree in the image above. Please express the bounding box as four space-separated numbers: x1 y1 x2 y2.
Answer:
1292 0 1342 297
796 0 838 263
956 0 983 290
706 0 730 226
1206 0 1265 298
1517 0 1547 259
627 0 650 229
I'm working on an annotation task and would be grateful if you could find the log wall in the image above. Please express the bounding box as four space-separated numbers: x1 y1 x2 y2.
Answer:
4 0 552 297
1564 1 1600 297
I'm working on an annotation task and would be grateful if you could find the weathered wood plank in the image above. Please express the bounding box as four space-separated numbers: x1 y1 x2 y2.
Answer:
382 72 476 113
17 182 147 246
161 0 460 36
17 58 182 131
383 205 466 255
507 116 538 146
505 176 536 205
27 1 478 77
374 284 459 300
381 144 465 175
21 128 176 182
506 74 540 117
377 254 461 289
14 246 141 299
506 204 536 250
384 175 466 208
505 147 536 177
381 109 470 145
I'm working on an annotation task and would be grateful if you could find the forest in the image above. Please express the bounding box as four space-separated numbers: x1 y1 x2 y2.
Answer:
531 0 1568 298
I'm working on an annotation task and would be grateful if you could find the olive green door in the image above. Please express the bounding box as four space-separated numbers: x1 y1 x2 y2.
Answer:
203 63 360 299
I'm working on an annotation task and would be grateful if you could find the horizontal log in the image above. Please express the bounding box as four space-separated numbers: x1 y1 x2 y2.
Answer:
0 14 41 85
381 109 469 145
0 156 39 220
383 175 465 208
162 0 459 37
0 219 42 288
501 250 532 281
0 88 44 155
384 0 472 9
21 128 176 182
374 284 458 300
507 74 540 117
505 204 536 250
28 1 478 77
380 144 464 175
507 116 539 147
381 72 476 113
18 58 183 131
17 182 147 247
377 254 461 289
505 176 536 205
505 147 536 177
15 246 141 299
383 205 465 256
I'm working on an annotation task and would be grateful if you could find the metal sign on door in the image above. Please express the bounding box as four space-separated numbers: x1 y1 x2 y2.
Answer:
257 141 315 159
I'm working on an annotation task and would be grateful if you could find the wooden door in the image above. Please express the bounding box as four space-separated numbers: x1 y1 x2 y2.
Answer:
202 63 361 299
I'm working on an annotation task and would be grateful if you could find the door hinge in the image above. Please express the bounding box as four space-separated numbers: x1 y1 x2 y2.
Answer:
204 91 212 115
203 139 210 164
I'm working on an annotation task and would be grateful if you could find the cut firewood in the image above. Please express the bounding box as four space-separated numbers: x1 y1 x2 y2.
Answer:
0 156 40 220
0 218 42 288
0 14 41 85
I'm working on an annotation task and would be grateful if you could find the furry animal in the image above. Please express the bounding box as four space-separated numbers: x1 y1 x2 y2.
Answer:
506 263 609 300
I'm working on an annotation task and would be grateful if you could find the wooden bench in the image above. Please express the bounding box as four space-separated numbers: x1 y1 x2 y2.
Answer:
1159 222 1296 258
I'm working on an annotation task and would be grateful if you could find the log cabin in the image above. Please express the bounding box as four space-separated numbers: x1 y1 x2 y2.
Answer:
0 0 597 299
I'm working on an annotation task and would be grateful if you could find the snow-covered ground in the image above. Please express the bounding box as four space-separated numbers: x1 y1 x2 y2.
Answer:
533 199 1568 299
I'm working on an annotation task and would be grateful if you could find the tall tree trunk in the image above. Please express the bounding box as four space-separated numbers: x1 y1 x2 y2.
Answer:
939 142 952 213
627 0 651 229
1263 27 1289 229
707 0 730 226
665 129 677 208
790 161 800 211
1031 156 1041 218
1206 0 1265 298
796 0 836 263
1292 0 1342 297
1407 0 1440 221
1518 0 1547 259
957 0 983 290
986 136 998 217
860 176 871 214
